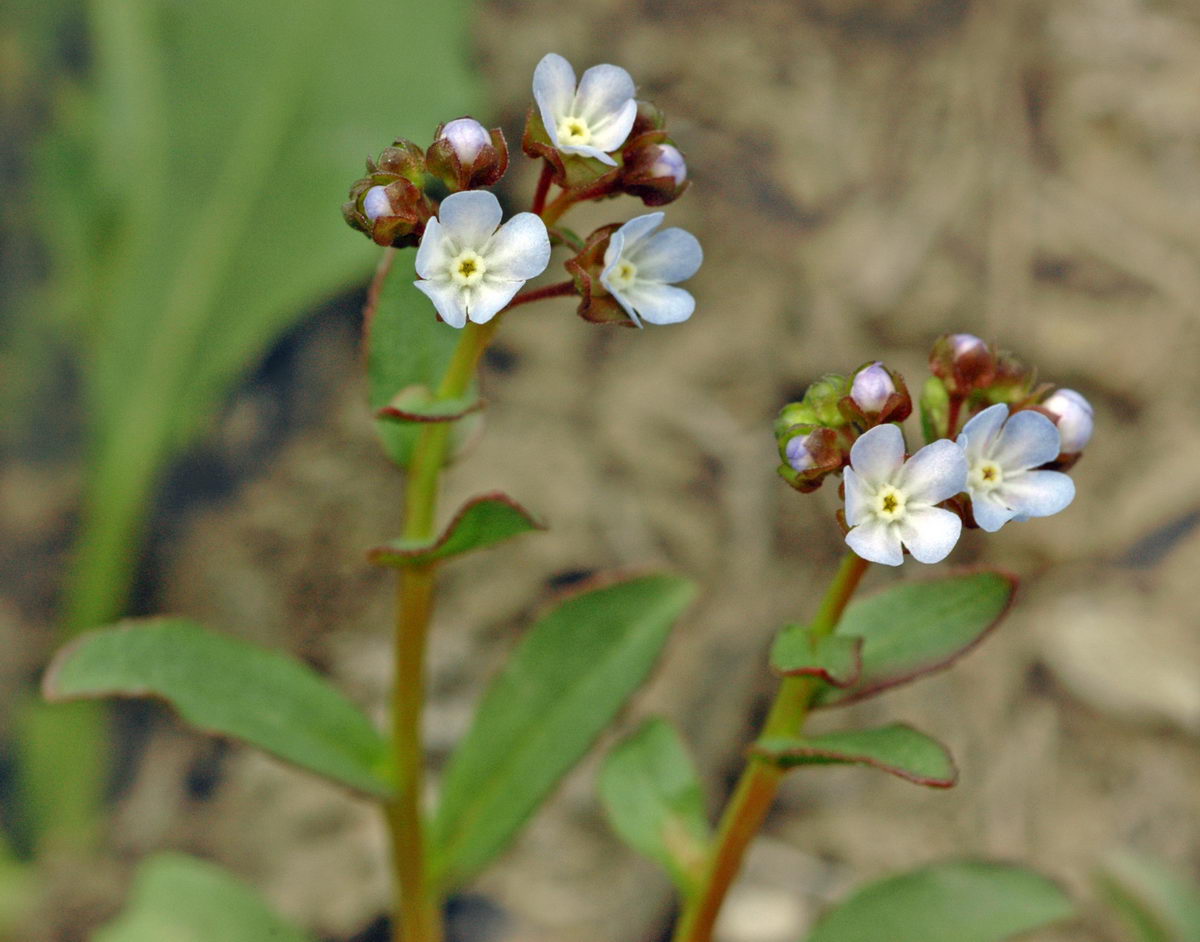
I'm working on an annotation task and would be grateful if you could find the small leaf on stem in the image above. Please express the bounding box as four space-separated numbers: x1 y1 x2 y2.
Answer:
803 860 1073 942
376 385 485 423
769 625 862 687
753 724 957 788
43 619 390 798
813 570 1016 708
369 492 544 568
599 718 711 895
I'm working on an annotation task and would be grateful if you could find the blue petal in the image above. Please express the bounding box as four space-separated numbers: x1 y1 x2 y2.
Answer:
846 518 904 566
998 470 1075 519
970 491 1016 532
958 403 1008 461
898 506 962 564
992 409 1062 471
849 424 905 485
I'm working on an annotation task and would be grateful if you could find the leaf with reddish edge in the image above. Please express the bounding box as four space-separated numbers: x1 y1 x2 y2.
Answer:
43 619 390 798
770 625 862 687
368 493 544 569
753 724 958 788
813 570 1016 708
376 385 485 424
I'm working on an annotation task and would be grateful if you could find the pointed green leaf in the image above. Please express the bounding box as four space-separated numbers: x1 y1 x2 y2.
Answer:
377 385 485 424
815 571 1016 707
599 718 711 894
770 625 862 687
1098 852 1200 942
368 493 544 568
754 724 957 788
43 619 390 797
368 253 481 466
431 575 697 889
94 853 313 942
804 861 1074 942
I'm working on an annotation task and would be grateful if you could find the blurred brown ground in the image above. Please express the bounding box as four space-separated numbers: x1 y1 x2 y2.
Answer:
6 0 1200 939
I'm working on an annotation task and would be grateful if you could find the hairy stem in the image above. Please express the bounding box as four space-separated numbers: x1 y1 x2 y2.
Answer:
672 552 870 942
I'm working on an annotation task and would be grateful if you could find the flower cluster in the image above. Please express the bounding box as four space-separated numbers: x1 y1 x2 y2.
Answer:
344 53 702 331
777 336 1093 566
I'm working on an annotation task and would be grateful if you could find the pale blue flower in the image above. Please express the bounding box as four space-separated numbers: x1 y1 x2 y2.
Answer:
599 212 702 327
957 404 1075 532
843 424 967 566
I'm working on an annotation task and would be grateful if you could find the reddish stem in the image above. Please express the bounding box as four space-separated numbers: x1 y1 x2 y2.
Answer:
505 280 576 310
531 162 554 216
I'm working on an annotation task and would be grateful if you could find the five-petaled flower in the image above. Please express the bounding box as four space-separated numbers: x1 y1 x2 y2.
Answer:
957 403 1075 532
600 212 702 326
414 190 550 329
533 53 638 165
843 424 968 566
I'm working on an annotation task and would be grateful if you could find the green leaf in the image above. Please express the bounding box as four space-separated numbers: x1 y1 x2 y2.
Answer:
754 724 957 788
804 861 1074 942
1098 852 1200 942
770 625 862 687
43 618 390 798
94 853 313 942
368 251 480 466
0 833 35 937
369 492 543 568
598 718 711 895
815 571 1016 708
377 385 485 424
431 574 697 889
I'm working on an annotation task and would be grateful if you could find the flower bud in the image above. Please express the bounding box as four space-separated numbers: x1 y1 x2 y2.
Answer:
776 425 844 493
930 332 997 395
362 185 392 221
426 117 509 192
1041 388 1094 453
850 362 895 412
342 139 434 247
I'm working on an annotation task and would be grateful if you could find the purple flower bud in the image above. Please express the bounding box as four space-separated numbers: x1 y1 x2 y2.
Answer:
1042 388 1094 453
648 144 687 186
850 362 896 413
438 117 491 165
363 185 392 221
785 433 817 472
949 333 986 359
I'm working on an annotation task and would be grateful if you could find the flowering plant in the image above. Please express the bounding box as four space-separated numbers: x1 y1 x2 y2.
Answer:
42 52 1096 942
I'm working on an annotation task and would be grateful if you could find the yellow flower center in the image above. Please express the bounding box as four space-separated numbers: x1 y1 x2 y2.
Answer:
970 461 1004 492
557 116 593 146
608 258 638 290
450 250 486 287
874 485 907 521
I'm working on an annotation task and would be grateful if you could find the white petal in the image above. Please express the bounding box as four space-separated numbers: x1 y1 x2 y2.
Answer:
614 281 695 325
842 467 872 526
849 424 905 486
898 506 962 564
559 142 619 166
627 227 703 283
587 98 639 153
484 212 551 280
465 279 524 325
574 63 635 124
612 213 665 255
414 217 452 279
601 230 627 276
970 491 1016 532
414 279 467 329
957 403 1008 461
846 518 904 566
997 469 1075 519
437 190 502 250
992 409 1062 471
533 53 576 144
896 438 968 504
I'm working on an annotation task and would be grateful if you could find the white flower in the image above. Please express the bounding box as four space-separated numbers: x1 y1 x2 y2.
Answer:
532 53 638 166
438 117 491 164
599 212 702 327
843 424 967 566
414 191 550 329
957 403 1075 532
850 362 895 412
1041 389 1094 453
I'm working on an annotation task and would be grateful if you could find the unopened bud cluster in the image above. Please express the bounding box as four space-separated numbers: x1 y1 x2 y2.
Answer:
344 53 702 331
776 335 1094 565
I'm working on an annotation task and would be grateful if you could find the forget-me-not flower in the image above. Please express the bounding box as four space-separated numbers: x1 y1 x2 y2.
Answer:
957 403 1075 531
599 212 702 326
533 53 638 165
843 424 968 566
414 191 550 329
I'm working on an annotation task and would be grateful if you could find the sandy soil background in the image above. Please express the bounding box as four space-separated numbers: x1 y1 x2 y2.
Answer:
4 0 1200 939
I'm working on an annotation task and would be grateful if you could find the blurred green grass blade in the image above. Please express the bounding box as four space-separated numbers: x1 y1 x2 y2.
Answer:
804 861 1074 942
431 575 698 889
94 853 313 942
44 618 392 797
598 718 711 895
1098 852 1200 942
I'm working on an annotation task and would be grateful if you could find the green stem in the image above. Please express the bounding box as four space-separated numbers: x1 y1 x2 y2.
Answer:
672 552 870 942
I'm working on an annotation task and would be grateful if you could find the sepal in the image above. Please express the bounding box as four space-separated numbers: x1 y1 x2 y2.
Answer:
425 118 509 191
